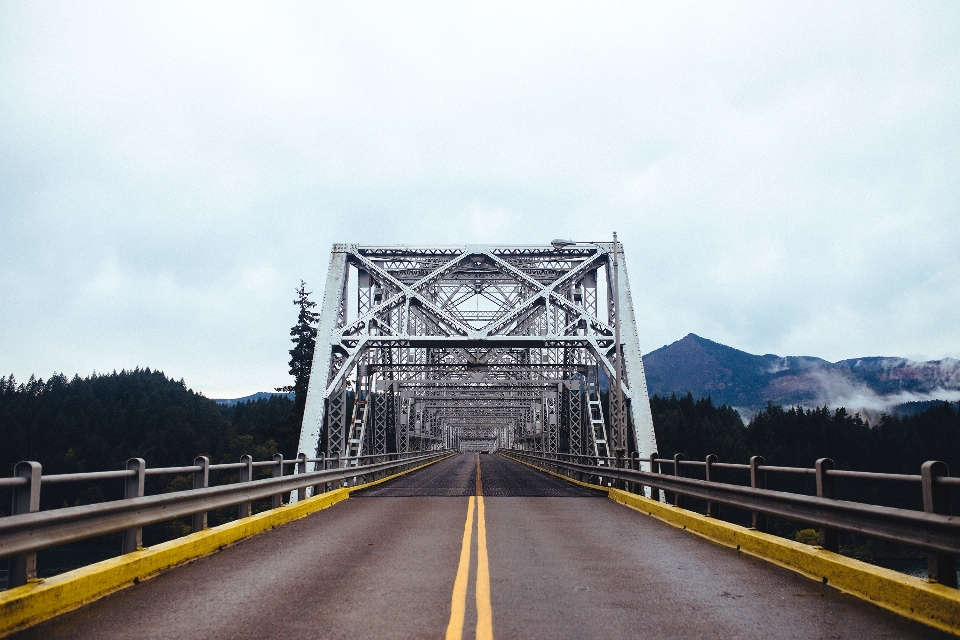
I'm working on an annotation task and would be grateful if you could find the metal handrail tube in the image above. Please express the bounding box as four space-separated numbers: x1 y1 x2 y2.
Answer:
41 470 137 484
250 461 275 468
144 466 203 476
504 451 960 557
551 454 937 484
209 462 247 471
827 470 922 483
0 477 28 488
0 451 451 560
712 462 749 470
938 477 960 486
757 465 817 476
679 460 706 467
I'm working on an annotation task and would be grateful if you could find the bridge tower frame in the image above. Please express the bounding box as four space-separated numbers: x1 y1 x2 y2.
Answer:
293 243 658 498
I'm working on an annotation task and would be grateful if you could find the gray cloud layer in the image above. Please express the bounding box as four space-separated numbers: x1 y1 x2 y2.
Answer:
2 2 959 397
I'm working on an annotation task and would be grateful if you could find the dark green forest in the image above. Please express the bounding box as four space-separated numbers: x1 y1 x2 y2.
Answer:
650 392 960 559
2 369 958 562
5 369 958 497
651 392 960 481
0 369 296 514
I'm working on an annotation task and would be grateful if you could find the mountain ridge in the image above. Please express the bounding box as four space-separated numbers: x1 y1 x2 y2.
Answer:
642 334 960 416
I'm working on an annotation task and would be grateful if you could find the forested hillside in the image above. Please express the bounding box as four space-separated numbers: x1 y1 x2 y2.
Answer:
4 369 958 511
653 393 960 473
651 393 960 513
0 369 295 512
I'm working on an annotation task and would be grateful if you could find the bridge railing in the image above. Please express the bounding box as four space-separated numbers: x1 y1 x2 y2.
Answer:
0 449 453 589
503 449 960 588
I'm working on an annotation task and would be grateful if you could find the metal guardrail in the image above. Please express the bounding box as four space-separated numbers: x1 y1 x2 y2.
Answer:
503 449 960 588
1 450 452 589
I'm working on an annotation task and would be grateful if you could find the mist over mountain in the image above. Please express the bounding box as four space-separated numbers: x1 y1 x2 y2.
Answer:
642 334 960 417
214 392 294 406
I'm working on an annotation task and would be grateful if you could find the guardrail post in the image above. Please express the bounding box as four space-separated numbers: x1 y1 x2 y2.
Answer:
673 453 685 508
815 458 839 552
921 460 958 587
121 458 146 554
7 461 41 588
272 453 284 509
239 455 253 518
649 452 660 502
296 453 307 502
749 456 767 532
317 454 327 495
615 449 625 490
192 456 209 532
704 454 719 518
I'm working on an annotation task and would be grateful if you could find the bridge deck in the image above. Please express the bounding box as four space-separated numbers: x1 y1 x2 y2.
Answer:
12 454 948 639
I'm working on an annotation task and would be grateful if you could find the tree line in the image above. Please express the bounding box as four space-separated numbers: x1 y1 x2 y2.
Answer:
650 392 960 544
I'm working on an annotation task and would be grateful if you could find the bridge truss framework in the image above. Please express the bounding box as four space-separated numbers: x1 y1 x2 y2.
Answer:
294 243 658 494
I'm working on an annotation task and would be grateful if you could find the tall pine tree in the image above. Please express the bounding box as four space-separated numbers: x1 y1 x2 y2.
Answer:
276 281 319 430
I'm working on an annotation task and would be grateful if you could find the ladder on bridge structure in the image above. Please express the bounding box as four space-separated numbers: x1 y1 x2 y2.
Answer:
344 378 372 467
586 371 610 464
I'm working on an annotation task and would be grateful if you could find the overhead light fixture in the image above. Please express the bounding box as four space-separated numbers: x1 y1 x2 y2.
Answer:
551 239 575 250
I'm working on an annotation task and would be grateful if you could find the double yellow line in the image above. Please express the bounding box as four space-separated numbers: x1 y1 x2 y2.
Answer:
445 455 493 640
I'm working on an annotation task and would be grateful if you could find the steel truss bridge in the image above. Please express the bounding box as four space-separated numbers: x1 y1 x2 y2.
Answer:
294 242 658 481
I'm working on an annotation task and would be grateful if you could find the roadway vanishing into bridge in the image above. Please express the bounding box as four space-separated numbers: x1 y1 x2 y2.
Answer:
12 454 949 640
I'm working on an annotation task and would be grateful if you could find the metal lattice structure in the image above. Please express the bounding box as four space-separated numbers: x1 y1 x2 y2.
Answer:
294 243 658 495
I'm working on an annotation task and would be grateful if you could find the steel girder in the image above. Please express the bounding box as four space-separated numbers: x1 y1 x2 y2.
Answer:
294 243 658 499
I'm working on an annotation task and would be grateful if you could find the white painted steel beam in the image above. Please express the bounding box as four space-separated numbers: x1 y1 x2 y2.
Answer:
291 242 658 501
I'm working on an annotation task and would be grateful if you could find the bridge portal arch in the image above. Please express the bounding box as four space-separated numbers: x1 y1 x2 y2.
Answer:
294 243 657 497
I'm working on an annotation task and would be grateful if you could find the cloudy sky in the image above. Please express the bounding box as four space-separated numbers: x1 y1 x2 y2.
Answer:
1 2 958 398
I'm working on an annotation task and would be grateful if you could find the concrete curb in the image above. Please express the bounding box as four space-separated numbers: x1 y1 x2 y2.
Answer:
0 453 454 637
508 455 960 637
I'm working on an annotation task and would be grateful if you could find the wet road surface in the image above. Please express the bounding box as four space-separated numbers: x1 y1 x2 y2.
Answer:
11 453 949 639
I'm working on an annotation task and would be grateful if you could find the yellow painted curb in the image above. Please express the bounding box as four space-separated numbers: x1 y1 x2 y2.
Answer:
507 455 960 637
0 453 454 637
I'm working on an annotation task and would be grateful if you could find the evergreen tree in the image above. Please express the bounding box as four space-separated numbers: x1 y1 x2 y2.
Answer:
276 280 319 419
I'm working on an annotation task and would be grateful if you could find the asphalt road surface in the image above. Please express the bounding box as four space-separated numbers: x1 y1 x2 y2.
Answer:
12 453 949 640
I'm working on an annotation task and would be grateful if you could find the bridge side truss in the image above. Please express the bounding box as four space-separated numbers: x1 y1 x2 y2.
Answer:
294 243 658 496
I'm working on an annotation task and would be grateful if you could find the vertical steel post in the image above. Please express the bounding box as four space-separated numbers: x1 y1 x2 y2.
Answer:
611 232 624 455
6 461 41 588
297 247 349 477
749 455 767 532
121 458 146 554
815 458 839 552
649 452 660 502
272 453 284 509
673 453 685 508
704 454 719 518
615 448 625 490
192 456 209 532
296 453 307 502
921 460 957 587
238 455 253 518
317 454 327 495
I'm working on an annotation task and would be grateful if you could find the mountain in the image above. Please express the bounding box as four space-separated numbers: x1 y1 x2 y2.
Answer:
214 392 294 406
642 334 960 416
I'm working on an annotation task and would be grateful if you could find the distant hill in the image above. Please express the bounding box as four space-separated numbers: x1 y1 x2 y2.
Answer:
214 392 294 406
642 334 960 416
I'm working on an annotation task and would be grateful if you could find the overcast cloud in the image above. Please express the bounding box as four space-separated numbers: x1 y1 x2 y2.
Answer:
1 2 959 397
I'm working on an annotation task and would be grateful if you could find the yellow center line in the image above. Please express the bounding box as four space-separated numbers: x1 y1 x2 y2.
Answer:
475 495 493 640
446 455 494 640
446 495 475 640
